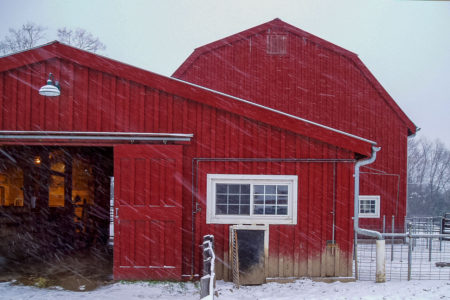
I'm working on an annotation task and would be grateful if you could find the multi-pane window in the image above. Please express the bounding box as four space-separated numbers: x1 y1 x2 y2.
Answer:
253 184 288 215
359 195 380 218
216 184 250 215
207 174 298 224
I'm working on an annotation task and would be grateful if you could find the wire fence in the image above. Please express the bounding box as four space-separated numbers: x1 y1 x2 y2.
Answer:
355 216 450 281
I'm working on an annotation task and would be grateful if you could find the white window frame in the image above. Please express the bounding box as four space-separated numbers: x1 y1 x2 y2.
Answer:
359 195 380 218
206 174 298 225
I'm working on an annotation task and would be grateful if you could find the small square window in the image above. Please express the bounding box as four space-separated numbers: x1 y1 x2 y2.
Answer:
359 195 380 218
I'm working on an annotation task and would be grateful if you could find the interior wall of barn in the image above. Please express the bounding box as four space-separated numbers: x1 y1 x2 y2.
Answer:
0 145 113 264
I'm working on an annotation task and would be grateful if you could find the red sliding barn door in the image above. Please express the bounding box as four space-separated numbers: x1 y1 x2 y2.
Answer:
113 145 183 280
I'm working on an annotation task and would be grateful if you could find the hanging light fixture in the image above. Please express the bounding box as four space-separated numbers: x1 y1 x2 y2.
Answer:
39 73 60 97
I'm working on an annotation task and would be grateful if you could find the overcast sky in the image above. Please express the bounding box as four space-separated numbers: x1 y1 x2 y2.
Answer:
1 0 449 147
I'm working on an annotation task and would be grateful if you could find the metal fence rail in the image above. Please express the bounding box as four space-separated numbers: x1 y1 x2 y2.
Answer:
355 216 450 281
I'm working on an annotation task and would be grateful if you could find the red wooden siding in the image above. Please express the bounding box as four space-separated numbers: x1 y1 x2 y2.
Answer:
173 19 414 232
0 53 362 279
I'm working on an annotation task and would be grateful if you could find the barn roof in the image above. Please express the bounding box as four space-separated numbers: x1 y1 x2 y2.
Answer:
173 18 417 136
0 41 375 156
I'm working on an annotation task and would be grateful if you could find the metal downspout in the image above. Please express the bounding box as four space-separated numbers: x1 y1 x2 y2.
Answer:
354 146 382 239
354 146 386 283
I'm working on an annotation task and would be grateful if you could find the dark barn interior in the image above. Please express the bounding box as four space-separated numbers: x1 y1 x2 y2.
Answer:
0 146 113 289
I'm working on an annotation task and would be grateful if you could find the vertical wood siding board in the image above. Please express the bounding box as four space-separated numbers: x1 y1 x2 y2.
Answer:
65 62 74 131
293 139 301 277
102 75 110 131
16 68 25 130
55 59 62 130
44 60 55 130
28 64 39 130
10 70 18 130
86 69 94 130
95 72 103 131
307 144 315 276
238 117 244 158
153 91 160 132
143 88 151 132
81 67 88 131
3 72 10 129
139 85 145 131
0 72 3 129
118 79 125 132
109 76 116 132
167 93 173 132
320 145 328 276
24 67 32 130
72 65 81 131
347 163 354 273
122 80 129 132
56 60 65 130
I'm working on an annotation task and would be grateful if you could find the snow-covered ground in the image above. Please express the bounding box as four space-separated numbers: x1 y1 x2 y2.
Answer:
1 279 449 300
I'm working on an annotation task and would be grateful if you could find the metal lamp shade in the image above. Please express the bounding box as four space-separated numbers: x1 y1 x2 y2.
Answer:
39 80 60 97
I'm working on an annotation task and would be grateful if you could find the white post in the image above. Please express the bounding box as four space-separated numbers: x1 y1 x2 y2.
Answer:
376 239 386 283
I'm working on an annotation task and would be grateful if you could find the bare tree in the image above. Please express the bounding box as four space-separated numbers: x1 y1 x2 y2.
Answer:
0 22 46 55
1 23 106 56
408 137 450 216
57 27 105 53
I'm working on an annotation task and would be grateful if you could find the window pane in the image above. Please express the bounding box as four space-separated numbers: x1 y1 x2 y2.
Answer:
277 206 288 215
254 185 264 195
254 205 265 215
265 185 276 194
216 184 227 194
254 194 264 204
215 183 250 215
265 195 276 205
240 205 250 215
216 205 228 215
229 195 239 204
229 205 240 214
277 185 288 195
265 205 276 215
241 184 250 194
229 184 240 194
216 194 227 204
241 194 250 205
278 195 288 205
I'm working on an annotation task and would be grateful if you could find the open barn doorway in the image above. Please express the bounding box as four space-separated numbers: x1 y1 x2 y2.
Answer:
0 146 113 289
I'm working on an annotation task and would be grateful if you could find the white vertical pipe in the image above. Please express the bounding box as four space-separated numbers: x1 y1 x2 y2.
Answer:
376 240 386 283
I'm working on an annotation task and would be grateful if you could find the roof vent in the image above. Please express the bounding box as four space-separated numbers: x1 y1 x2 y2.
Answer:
267 34 287 55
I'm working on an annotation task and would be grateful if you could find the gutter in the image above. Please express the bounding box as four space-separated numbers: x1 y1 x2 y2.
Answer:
354 146 383 239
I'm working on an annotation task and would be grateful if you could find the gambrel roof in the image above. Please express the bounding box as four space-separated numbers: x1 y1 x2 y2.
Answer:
173 18 416 135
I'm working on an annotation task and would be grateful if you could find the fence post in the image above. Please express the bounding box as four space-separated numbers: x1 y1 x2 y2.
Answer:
440 216 443 251
200 235 215 300
407 223 412 281
391 215 395 261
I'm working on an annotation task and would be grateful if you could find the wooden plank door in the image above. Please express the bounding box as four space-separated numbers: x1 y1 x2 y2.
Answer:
113 145 183 280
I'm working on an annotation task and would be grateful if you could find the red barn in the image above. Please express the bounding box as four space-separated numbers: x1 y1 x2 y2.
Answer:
0 41 376 283
174 19 417 234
